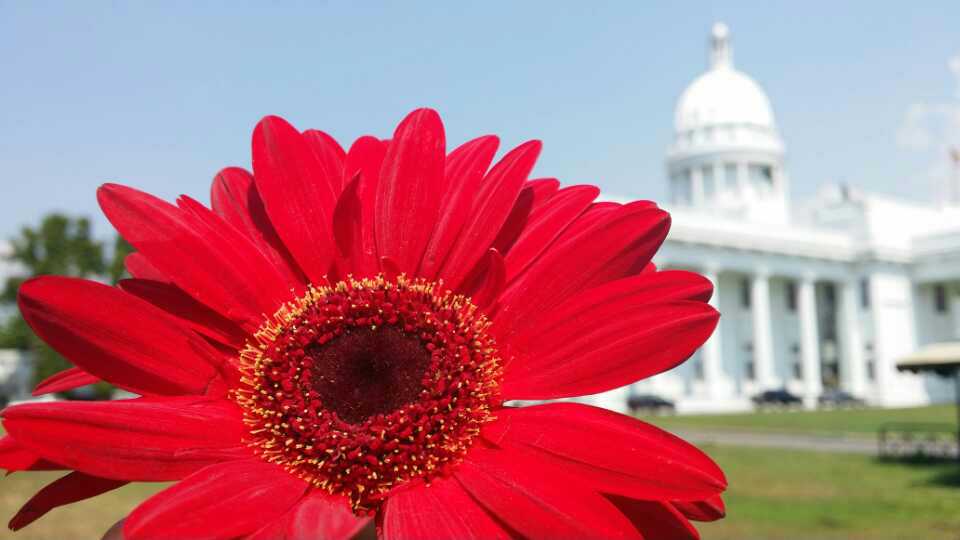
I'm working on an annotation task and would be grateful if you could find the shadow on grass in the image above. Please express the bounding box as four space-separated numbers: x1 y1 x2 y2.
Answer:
927 467 960 488
875 455 960 488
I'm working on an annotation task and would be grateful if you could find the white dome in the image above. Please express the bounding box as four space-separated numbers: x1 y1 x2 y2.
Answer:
675 67 775 133
674 23 776 134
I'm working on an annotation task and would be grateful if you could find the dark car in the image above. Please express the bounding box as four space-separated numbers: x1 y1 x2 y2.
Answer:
751 389 803 409
627 394 676 415
818 389 865 408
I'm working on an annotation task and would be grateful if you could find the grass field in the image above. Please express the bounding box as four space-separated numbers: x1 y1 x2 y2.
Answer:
1 445 958 539
641 404 958 436
0 477 163 540
697 445 960 540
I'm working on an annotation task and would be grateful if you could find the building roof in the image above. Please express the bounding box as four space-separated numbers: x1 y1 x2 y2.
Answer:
674 23 776 134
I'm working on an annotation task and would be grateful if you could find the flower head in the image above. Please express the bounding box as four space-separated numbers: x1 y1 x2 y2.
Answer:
1 109 725 539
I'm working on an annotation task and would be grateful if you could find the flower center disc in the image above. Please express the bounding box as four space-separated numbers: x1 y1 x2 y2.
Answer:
308 326 430 424
233 276 502 513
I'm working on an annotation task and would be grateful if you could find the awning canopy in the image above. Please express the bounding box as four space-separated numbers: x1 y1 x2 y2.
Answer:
897 342 960 376
897 343 960 462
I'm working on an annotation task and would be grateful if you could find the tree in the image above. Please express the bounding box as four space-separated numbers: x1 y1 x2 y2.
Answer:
0 214 133 392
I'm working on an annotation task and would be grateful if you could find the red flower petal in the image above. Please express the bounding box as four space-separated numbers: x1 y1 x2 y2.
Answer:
331 173 364 276
592 201 675 283
456 447 642 540
494 203 670 336
437 140 542 290
482 403 726 501
118 278 247 350
98 184 290 332
502 184 598 283
18 276 221 396
178 193 299 307
609 496 701 540
246 490 369 540
125 459 307 540
252 116 339 283
382 477 511 540
673 495 726 522
419 135 499 279
2 397 247 481
9 472 127 531
375 109 446 275
210 167 307 292
502 300 718 399
31 367 99 397
511 270 714 348
124 253 169 283
457 248 505 309
303 129 347 194
0 436 60 472
490 178 559 256
343 136 387 276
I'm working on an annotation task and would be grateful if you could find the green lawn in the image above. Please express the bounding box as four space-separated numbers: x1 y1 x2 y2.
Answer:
697 445 960 540
641 404 958 437
1 445 958 539
0 475 165 540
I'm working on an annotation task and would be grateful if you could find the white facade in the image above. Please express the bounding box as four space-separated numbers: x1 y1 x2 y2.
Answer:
590 23 959 414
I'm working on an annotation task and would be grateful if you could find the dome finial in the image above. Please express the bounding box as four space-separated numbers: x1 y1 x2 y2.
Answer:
710 22 732 69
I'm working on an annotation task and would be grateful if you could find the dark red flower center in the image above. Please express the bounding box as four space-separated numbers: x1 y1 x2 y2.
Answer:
306 326 431 424
233 276 502 513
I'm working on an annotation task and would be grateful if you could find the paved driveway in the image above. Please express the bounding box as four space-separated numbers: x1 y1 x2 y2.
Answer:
672 428 878 454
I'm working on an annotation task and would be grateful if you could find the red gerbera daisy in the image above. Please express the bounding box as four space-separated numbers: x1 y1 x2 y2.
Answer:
0 109 726 540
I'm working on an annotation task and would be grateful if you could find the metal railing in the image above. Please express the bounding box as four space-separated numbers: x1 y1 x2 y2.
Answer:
878 422 959 461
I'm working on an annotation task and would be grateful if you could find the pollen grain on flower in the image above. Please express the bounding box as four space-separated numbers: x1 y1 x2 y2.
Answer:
232 274 502 513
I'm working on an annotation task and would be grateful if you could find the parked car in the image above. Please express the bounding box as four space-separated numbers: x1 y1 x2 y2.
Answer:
818 389 865 408
751 388 803 409
627 394 676 415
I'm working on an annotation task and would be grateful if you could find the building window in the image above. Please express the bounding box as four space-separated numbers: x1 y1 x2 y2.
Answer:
671 170 692 205
741 277 751 308
694 358 704 380
865 341 875 381
823 283 836 308
790 343 801 379
786 281 797 312
724 163 738 189
934 284 948 313
859 278 870 310
744 342 755 380
702 165 715 198
748 163 774 190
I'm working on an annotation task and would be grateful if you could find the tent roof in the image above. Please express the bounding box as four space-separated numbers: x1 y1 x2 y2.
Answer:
897 342 960 374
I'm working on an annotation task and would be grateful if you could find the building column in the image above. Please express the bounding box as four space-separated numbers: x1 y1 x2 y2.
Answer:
751 271 776 388
798 276 823 406
691 166 704 206
701 267 724 397
840 279 867 396
948 284 960 339
713 162 724 192
737 161 750 193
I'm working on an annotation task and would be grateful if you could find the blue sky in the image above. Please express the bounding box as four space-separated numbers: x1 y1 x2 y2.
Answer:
2 1 959 240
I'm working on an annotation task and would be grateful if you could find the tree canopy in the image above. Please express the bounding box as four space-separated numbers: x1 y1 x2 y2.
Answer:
0 214 132 391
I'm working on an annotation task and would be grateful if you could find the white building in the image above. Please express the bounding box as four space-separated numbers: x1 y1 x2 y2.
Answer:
606 23 959 413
